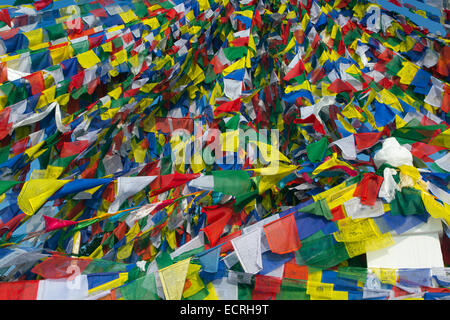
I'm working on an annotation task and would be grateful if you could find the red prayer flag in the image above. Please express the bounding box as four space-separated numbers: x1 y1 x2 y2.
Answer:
283 59 305 82
31 255 91 279
411 142 446 162
12 136 29 155
441 84 450 113
81 159 99 178
0 213 26 237
211 55 227 74
113 221 127 241
65 17 83 34
149 172 200 196
253 9 262 29
0 280 39 300
354 129 388 150
33 0 52 11
252 274 282 300
293 114 325 134
155 117 194 134
283 263 309 280
86 78 99 95
201 204 234 247
69 71 85 91
102 182 115 202
0 9 11 27
0 107 12 140
90 8 108 17
43 215 78 232
0 28 18 40
60 140 90 158
353 172 384 206
330 205 346 221
214 98 241 116
25 71 45 96
328 78 356 94
231 37 249 47
89 34 104 49
263 213 301 254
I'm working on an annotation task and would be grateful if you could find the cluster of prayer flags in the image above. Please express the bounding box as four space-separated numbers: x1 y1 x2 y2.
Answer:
0 0 448 301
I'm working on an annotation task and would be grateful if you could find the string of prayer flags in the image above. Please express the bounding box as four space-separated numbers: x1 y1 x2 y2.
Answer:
0 0 448 301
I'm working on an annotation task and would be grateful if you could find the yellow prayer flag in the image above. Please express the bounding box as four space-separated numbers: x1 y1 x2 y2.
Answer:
395 115 408 129
251 161 298 176
430 128 450 149
421 191 450 225
221 130 240 152
159 258 191 300
185 10 195 22
56 93 70 106
36 86 56 109
337 114 357 133
114 49 127 65
24 141 45 159
182 264 205 298
17 179 71 216
307 281 334 299
101 41 113 52
312 153 355 176
50 45 73 65
89 245 104 259
203 282 219 300
117 222 140 260
222 58 245 77
77 50 101 69
398 165 420 184
345 64 361 75
100 107 120 120
397 61 418 85
118 10 138 23
165 229 177 250
285 80 311 94
143 17 160 29
251 162 298 194
133 143 147 163
251 140 291 163
331 290 348 300
24 29 44 48
313 180 347 201
198 0 210 11
379 89 403 112
373 268 397 285
189 63 205 85
326 184 357 209
72 231 81 255
108 86 122 100
190 153 206 174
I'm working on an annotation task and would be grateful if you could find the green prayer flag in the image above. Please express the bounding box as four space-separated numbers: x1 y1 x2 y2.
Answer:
300 198 333 220
306 137 329 163
390 187 426 216
45 23 66 41
276 279 309 300
212 170 252 197
119 273 159 300
0 180 21 195
223 46 248 61
156 250 174 269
